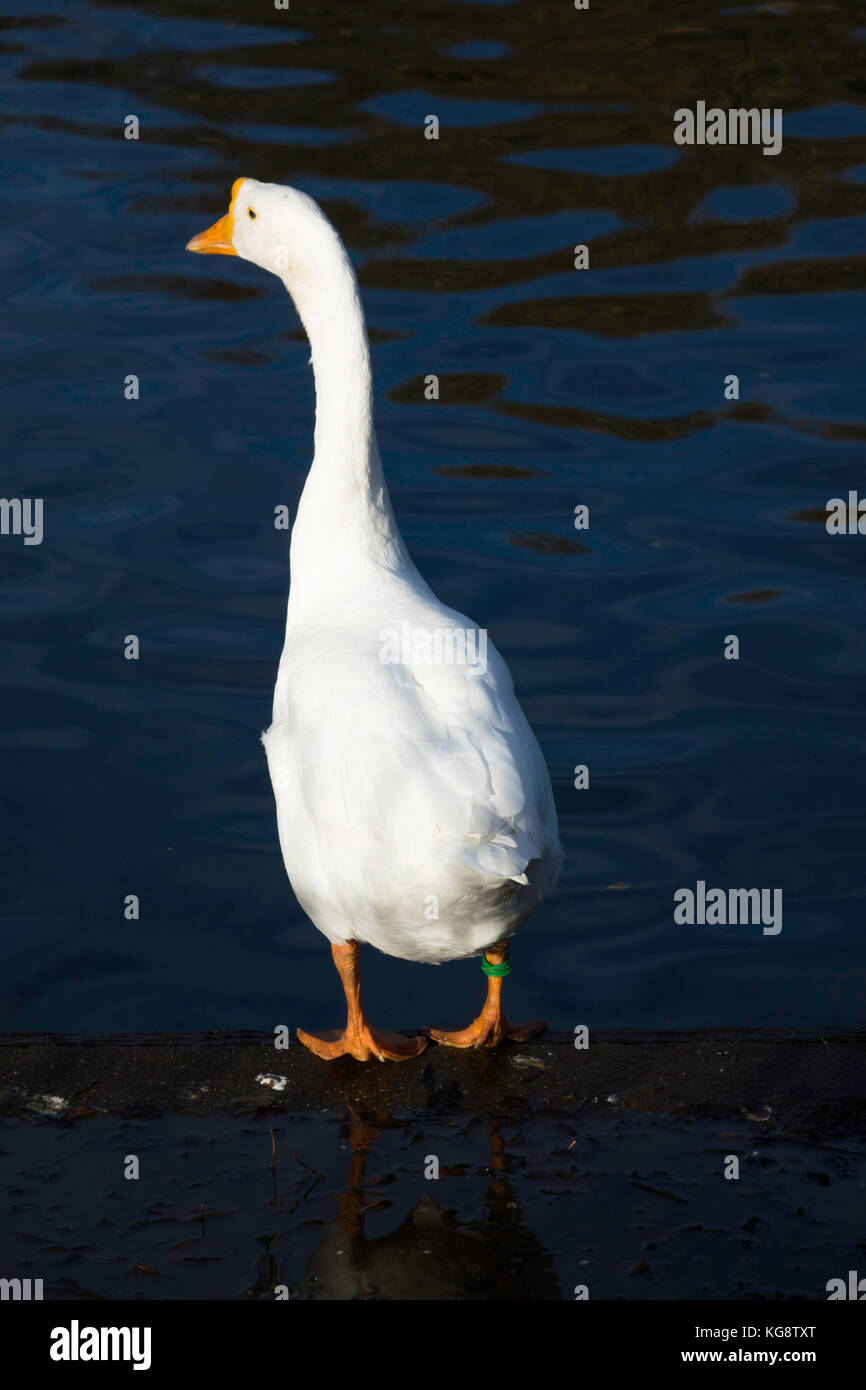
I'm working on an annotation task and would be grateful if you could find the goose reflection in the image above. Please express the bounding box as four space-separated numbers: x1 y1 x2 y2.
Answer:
300 1112 561 1300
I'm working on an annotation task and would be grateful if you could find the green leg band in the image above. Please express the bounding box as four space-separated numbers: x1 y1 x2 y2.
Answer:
481 954 512 978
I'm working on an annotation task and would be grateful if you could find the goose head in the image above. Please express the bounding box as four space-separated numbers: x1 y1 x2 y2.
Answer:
186 177 343 290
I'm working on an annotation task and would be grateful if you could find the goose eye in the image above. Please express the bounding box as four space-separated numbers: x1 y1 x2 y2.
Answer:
248 208 257 220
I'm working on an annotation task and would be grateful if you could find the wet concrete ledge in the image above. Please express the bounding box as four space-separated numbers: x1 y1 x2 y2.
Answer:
1 1030 864 1135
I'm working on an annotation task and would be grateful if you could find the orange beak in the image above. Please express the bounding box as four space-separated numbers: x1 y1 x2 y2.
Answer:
186 178 246 255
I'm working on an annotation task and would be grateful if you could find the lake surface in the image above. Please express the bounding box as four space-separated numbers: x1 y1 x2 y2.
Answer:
4 1106 862 1300
1 0 865 1034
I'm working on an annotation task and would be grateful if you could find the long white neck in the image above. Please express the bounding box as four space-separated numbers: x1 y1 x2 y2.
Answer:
282 230 409 620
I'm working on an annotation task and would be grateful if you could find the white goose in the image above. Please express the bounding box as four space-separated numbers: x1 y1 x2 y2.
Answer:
187 179 562 1061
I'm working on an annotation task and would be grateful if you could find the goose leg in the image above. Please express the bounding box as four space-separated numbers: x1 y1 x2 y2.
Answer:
429 940 545 1048
297 941 427 1062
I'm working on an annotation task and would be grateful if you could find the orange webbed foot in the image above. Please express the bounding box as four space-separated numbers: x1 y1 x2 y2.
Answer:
296 1023 427 1062
429 1010 546 1050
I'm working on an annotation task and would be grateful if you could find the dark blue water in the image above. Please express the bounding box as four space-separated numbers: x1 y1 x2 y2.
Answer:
2 0 865 1034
